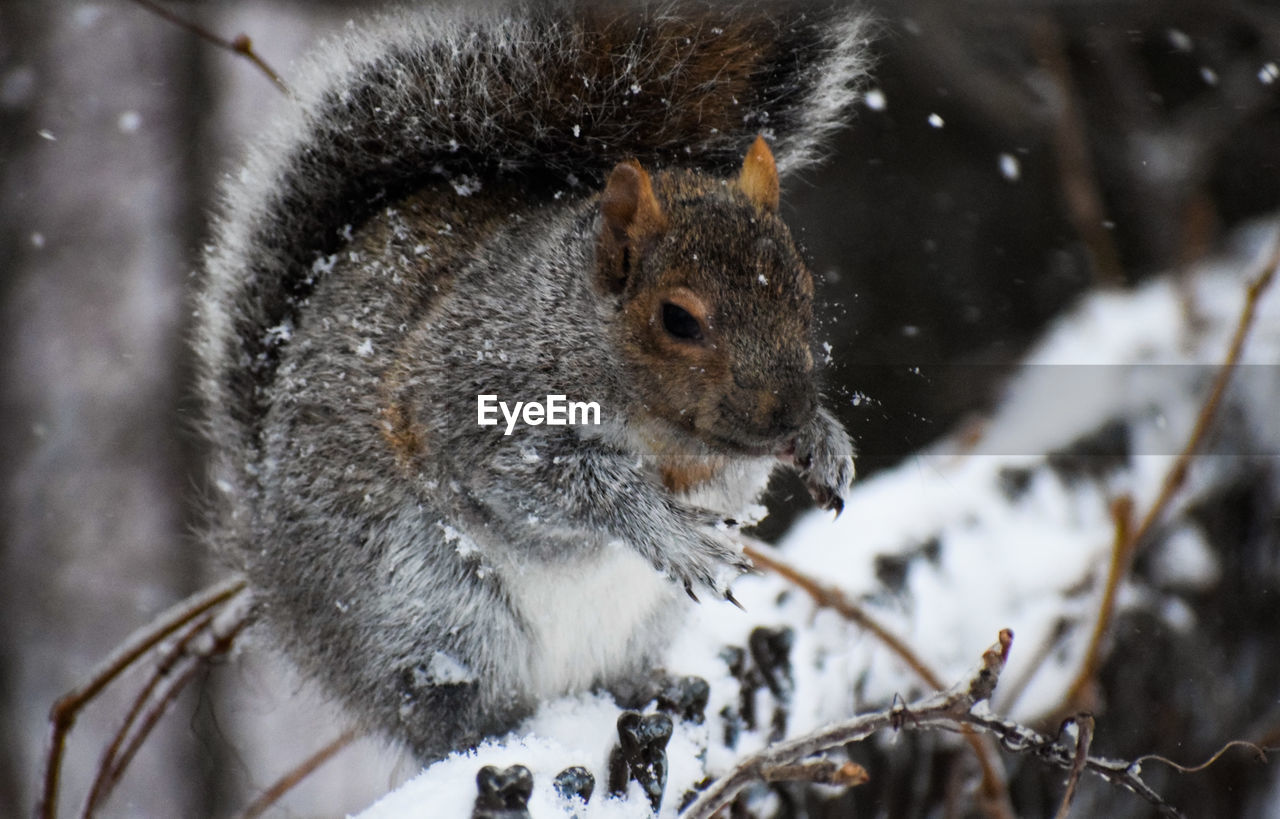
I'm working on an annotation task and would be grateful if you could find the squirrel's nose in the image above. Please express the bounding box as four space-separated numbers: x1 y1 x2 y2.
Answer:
755 387 814 438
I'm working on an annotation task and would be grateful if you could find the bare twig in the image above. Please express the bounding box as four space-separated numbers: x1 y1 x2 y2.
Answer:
1137 740 1273 775
38 576 249 819
92 608 249 815
741 538 941 688
238 728 361 819
962 710 1181 818
999 617 1072 714
1130 232 1280 549
127 0 292 96
85 656 204 818
682 630 1013 819
760 759 869 787
79 597 251 818
1058 496 1134 713
694 628 1180 815
1055 713 1095 819
739 538 1015 819
687 631 1159 818
1030 17 1126 287
80 608 218 816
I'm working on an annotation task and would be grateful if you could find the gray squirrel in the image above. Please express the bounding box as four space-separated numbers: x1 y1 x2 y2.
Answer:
196 0 869 762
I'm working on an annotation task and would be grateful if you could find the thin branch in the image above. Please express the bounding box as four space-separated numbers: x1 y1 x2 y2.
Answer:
81 597 251 817
682 628 1184 819
1130 231 1280 549
742 538 942 689
740 538 1015 819
1137 740 1273 775
84 655 203 819
961 711 1181 818
38 575 249 819
999 617 1072 715
238 728 361 819
1055 713 1095 819
80 608 219 817
127 0 291 96
760 759 869 786
684 631 1093 818
1030 17 1126 287
1058 496 1134 712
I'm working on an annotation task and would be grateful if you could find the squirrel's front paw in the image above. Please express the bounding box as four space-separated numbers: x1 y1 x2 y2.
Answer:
793 407 855 515
659 528 751 602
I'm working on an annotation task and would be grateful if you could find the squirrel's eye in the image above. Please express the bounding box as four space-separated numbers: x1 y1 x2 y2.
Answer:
661 302 704 342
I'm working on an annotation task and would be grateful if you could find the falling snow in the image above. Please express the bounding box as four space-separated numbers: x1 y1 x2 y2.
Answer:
117 110 141 133
998 152 1021 181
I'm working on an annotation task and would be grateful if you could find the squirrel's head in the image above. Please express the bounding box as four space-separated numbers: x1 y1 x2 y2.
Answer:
595 136 820 457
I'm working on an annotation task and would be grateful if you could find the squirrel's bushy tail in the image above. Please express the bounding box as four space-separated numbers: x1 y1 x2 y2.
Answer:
197 0 873 462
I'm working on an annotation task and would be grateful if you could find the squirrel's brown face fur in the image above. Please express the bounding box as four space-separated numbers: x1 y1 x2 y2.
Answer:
598 139 819 457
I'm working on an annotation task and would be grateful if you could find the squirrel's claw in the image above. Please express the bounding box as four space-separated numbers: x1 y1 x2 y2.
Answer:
724 588 746 611
794 407 855 518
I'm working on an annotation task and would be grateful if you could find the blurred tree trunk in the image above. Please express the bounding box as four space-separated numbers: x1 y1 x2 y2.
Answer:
0 3 210 815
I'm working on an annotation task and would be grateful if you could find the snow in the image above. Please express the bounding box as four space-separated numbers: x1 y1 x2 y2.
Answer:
117 110 142 133
1167 29 1193 53
450 174 481 196
1151 524 1219 591
354 223 1280 817
998 152 1020 181
426 652 477 686
438 521 479 557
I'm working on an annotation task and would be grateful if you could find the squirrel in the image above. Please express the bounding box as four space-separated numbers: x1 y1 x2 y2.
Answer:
195 0 869 763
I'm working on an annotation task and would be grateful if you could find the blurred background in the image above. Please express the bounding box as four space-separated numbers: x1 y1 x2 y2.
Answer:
3 0 1279 815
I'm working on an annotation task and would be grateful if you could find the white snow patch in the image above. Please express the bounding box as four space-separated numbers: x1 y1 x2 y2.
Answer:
427 651 477 685
1152 525 1219 591
438 521 480 557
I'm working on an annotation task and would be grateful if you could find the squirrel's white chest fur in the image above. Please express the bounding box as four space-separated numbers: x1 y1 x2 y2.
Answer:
501 541 678 699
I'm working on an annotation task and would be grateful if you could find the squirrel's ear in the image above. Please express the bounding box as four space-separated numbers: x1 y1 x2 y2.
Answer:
736 135 779 213
597 159 667 294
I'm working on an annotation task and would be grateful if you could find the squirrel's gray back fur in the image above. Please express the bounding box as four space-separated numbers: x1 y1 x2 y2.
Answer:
196 0 869 762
